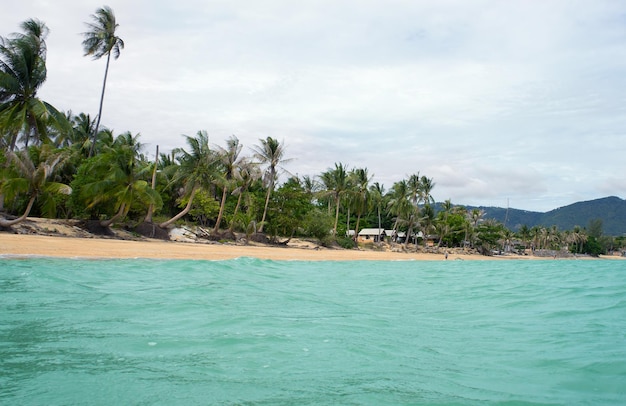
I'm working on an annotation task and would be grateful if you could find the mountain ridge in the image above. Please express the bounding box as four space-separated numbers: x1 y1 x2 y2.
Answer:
464 196 626 236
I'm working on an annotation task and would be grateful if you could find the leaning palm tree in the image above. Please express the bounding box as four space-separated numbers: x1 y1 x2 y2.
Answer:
0 19 70 150
82 6 124 157
159 131 219 228
0 145 71 227
228 158 261 233
251 136 291 233
80 132 161 227
213 135 242 234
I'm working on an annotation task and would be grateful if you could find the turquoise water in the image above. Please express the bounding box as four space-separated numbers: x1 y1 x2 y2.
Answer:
1 258 624 405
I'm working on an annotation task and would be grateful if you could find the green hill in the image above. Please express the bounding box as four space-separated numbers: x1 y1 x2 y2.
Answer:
468 196 626 236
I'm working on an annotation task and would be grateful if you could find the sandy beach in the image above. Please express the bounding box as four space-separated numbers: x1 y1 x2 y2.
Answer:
1 217 620 261
0 233 491 261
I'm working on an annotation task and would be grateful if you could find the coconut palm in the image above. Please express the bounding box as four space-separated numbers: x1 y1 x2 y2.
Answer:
369 182 385 234
228 158 261 233
251 136 291 233
419 176 436 205
213 135 242 234
319 162 351 237
82 6 124 157
387 179 410 234
159 130 219 228
435 199 453 248
80 132 161 227
349 167 372 241
0 145 70 226
0 19 70 150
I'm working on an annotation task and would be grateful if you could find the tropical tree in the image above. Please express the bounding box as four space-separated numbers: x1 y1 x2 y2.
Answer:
320 162 350 236
82 6 124 157
349 167 372 241
252 136 290 233
369 182 385 235
228 158 260 233
159 130 219 228
0 19 70 150
0 145 70 226
213 135 242 234
387 179 410 235
78 132 161 227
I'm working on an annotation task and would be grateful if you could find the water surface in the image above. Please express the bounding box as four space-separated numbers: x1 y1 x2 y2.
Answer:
1 258 624 405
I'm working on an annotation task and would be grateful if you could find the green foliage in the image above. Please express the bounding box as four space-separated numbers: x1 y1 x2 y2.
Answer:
475 220 504 255
303 208 334 246
581 236 604 257
587 218 603 239
265 177 314 238
336 236 356 249
180 189 220 226
439 212 466 247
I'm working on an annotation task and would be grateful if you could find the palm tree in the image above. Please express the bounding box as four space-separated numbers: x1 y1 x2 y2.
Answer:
228 158 260 233
80 132 161 227
419 176 436 205
159 131 219 228
251 136 291 233
387 179 410 235
0 19 70 150
349 167 372 241
82 6 124 157
213 135 242 234
0 145 70 226
369 182 385 235
404 173 423 248
436 199 453 247
319 163 351 237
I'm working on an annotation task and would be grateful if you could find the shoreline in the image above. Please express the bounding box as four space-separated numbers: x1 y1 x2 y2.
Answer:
1 233 618 262
0 233 485 261
1 217 622 261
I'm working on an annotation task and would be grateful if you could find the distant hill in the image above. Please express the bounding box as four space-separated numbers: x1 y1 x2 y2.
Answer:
466 196 626 236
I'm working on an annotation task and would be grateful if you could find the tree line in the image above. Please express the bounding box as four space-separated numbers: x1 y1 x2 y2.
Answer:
2 8 622 256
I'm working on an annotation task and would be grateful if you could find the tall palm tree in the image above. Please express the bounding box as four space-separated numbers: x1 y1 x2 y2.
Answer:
319 163 351 237
159 131 219 228
0 19 70 150
419 176 436 205
369 182 385 234
213 135 242 234
350 167 372 241
0 145 70 226
82 6 124 157
252 136 291 233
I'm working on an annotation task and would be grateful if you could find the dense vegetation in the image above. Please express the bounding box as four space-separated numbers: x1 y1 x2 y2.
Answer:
2 10 624 257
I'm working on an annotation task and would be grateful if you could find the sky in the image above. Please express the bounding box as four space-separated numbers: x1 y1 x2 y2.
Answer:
3 0 626 212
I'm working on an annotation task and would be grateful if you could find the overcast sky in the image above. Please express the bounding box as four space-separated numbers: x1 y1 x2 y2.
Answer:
3 1 626 212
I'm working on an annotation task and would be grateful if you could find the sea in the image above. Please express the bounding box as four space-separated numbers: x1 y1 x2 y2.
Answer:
1 257 624 405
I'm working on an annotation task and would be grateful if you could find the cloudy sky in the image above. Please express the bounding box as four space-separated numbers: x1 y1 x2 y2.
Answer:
3 1 626 212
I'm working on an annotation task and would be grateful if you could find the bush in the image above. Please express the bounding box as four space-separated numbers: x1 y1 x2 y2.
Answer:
303 209 333 246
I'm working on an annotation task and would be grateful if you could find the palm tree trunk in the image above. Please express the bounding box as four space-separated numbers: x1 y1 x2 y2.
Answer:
333 195 341 236
258 178 274 233
144 145 159 223
213 186 228 234
0 195 36 227
89 51 111 157
228 192 244 232
100 203 126 227
159 187 198 228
